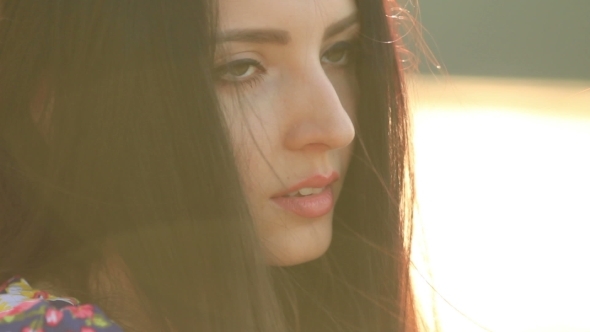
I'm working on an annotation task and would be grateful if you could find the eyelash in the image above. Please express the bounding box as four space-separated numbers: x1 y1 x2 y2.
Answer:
214 38 359 89
214 58 266 89
321 40 359 67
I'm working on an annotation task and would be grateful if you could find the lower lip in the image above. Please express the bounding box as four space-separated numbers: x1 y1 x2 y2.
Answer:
271 186 334 218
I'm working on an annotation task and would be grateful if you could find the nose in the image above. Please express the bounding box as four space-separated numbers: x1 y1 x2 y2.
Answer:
282 67 355 152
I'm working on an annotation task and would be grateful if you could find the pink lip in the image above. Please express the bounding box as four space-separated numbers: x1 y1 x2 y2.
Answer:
271 172 340 218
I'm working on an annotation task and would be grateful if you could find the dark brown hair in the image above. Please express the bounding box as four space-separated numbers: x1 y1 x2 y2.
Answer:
0 0 418 331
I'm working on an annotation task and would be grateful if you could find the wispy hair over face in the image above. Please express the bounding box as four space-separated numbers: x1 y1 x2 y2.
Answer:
0 0 420 331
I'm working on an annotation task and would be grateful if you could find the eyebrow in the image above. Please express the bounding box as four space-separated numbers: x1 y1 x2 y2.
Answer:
216 12 358 45
216 29 291 45
323 12 358 40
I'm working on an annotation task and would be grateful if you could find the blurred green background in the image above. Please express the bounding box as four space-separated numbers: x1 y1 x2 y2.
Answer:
418 1 590 80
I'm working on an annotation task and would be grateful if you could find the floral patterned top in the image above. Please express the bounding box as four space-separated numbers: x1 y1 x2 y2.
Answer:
0 277 123 332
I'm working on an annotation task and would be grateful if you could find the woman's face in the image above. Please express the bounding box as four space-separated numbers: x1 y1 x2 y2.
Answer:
216 0 358 266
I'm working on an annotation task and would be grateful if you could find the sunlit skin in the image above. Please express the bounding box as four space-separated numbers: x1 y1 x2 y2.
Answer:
216 0 359 266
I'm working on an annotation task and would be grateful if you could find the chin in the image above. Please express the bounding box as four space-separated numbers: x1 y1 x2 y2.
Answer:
264 215 333 267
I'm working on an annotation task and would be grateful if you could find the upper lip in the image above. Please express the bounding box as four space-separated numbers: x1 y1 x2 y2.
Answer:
271 171 340 198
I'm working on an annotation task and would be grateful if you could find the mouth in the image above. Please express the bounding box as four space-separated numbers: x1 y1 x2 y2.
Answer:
283 186 326 197
271 172 339 218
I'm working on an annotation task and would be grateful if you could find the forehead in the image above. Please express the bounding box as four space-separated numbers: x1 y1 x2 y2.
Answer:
217 0 357 31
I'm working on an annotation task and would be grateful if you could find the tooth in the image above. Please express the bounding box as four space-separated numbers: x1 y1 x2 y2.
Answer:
311 187 323 194
287 191 298 197
298 188 314 196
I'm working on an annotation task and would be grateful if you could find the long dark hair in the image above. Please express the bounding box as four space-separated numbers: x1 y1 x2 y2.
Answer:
0 0 417 331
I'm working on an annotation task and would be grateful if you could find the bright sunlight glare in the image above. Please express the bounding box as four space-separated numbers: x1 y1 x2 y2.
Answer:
409 76 590 332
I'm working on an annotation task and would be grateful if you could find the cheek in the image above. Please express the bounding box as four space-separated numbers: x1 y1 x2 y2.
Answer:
30 79 55 139
218 92 278 196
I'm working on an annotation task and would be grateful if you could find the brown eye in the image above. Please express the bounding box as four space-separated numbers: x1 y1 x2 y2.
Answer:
321 41 355 65
215 58 263 81
324 48 347 63
227 62 254 77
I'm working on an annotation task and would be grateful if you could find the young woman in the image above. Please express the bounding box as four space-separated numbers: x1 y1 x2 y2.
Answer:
0 0 417 331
